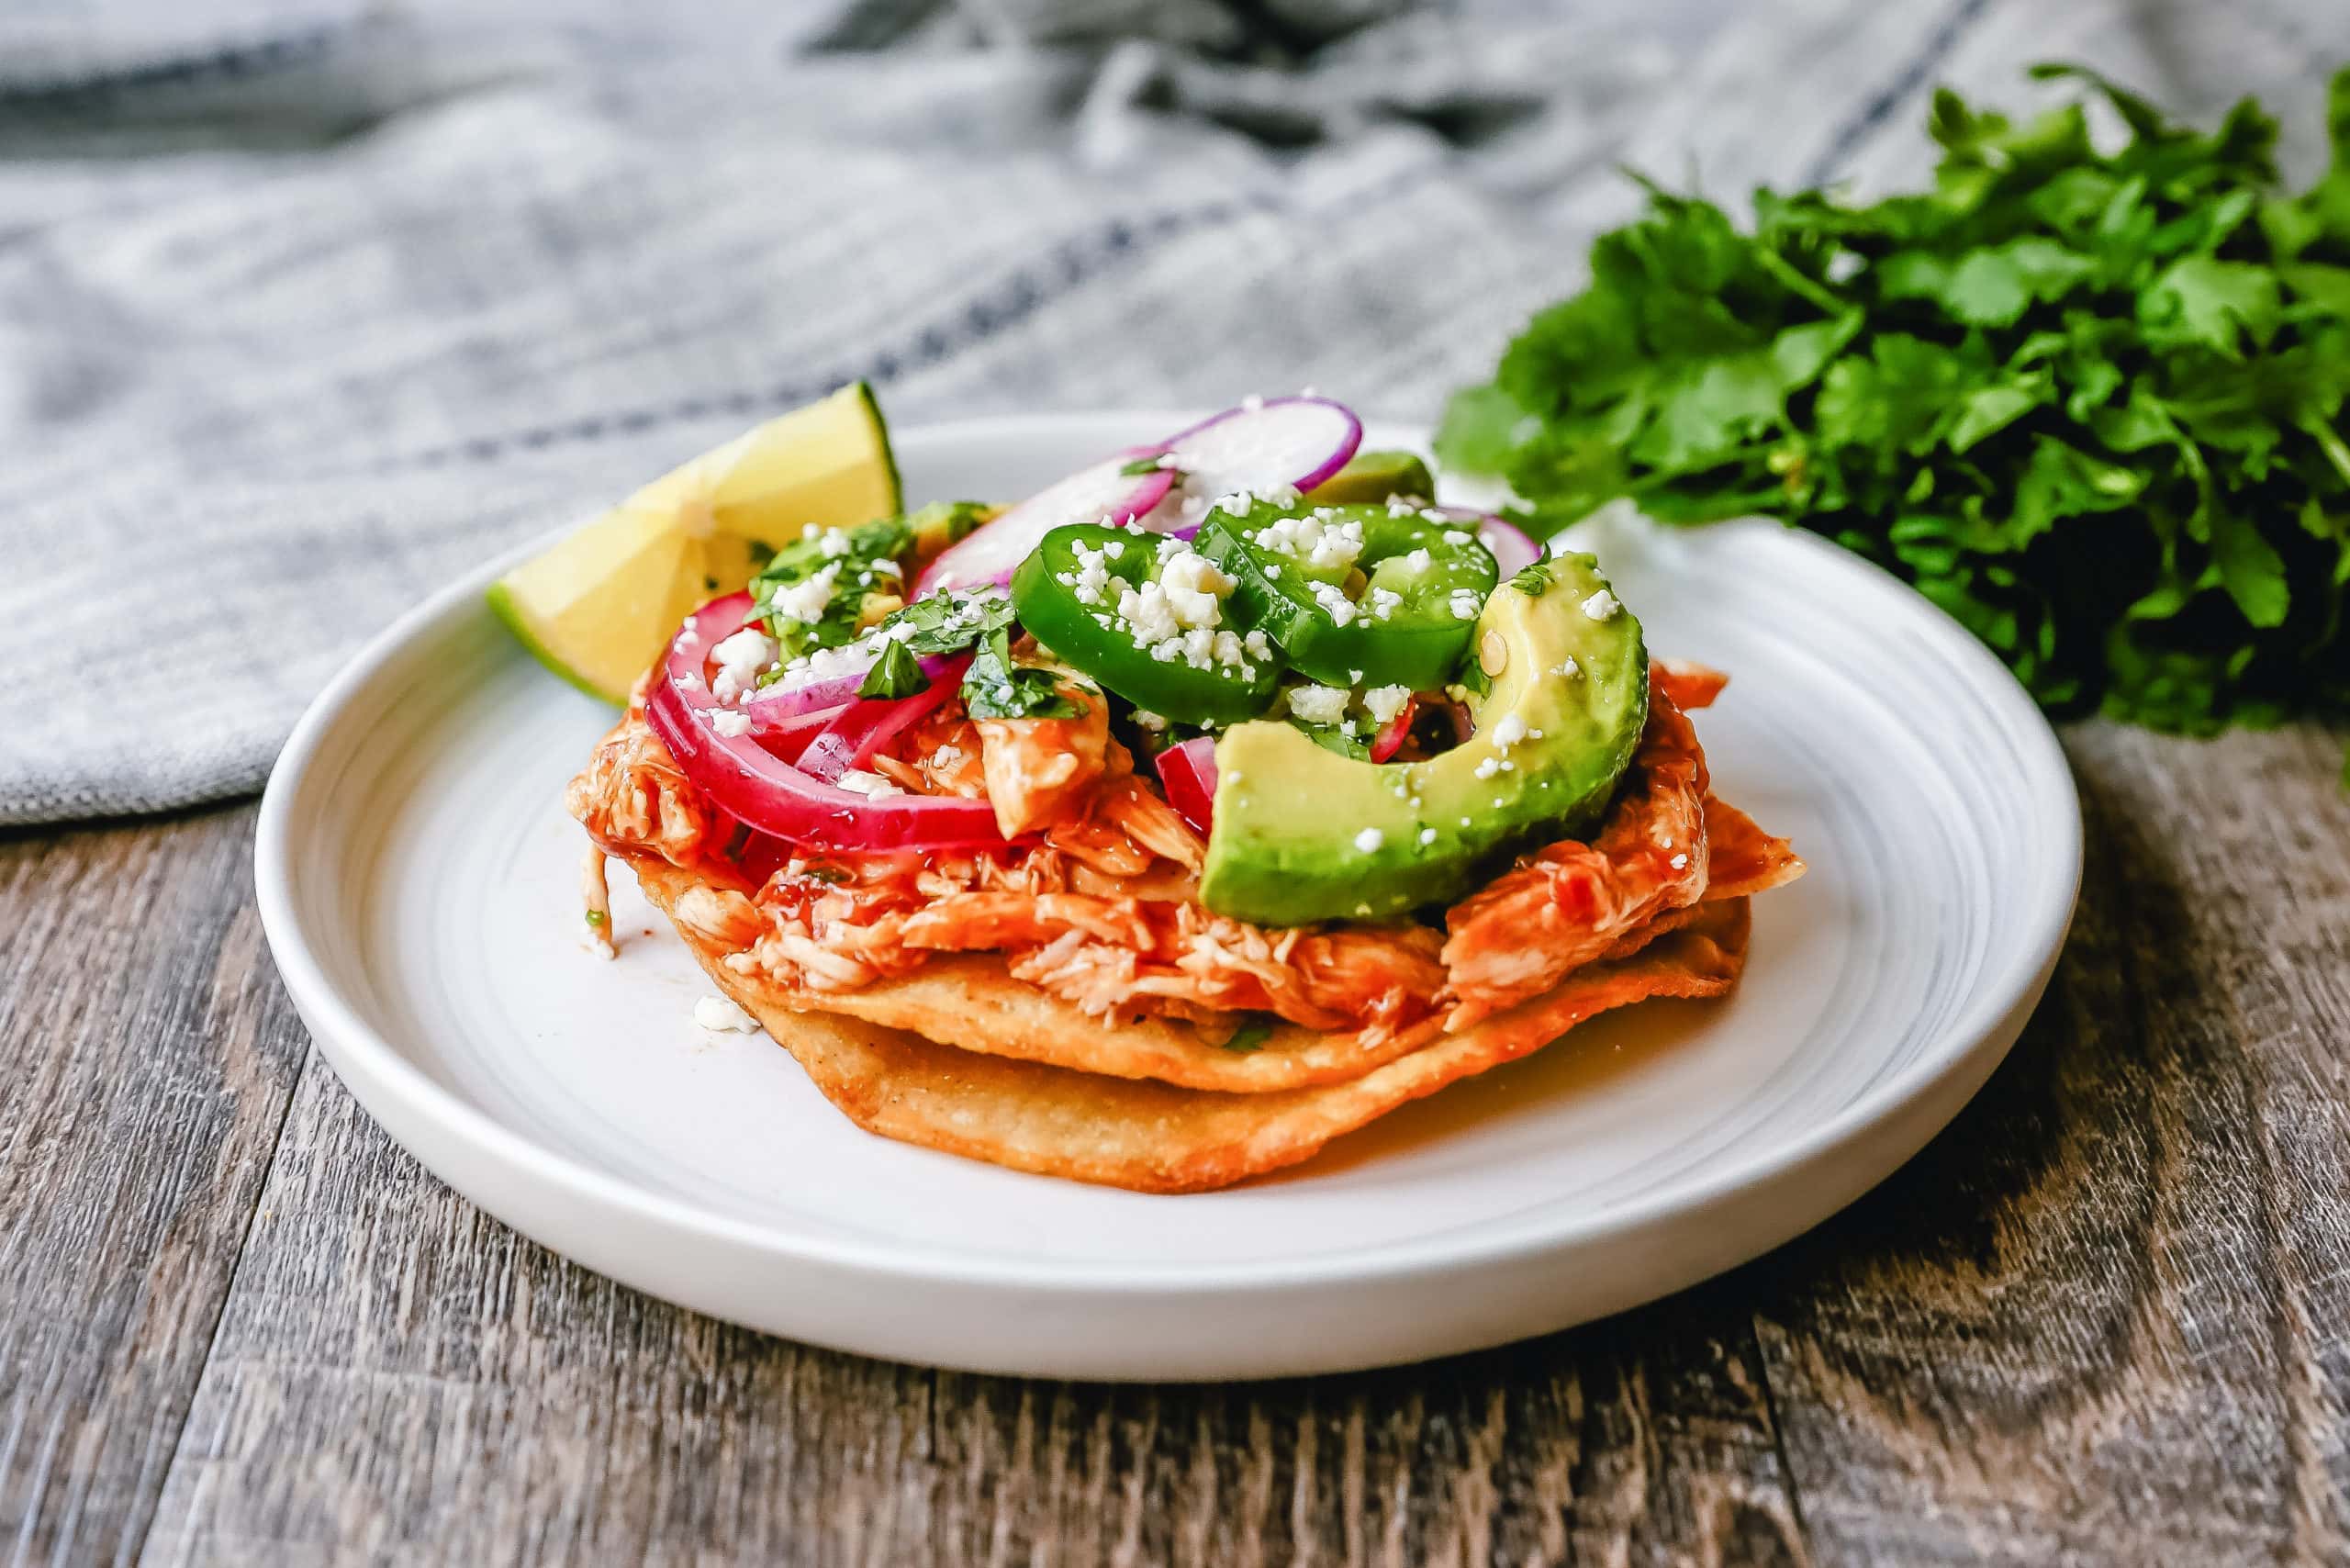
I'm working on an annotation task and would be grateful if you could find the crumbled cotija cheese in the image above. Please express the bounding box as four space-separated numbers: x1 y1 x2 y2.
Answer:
710 626 779 704
765 562 843 625
1286 684 1351 725
692 993 759 1033
1361 684 1413 725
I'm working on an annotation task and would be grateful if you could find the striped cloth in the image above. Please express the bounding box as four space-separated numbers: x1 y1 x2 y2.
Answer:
2 0 2338 823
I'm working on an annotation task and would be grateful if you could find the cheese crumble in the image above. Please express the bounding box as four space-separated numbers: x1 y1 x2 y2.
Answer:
1361 684 1413 725
710 627 779 705
1285 684 1351 725
765 562 842 624
692 994 759 1033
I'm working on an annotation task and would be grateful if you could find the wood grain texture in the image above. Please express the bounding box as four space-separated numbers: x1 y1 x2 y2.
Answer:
0 808 307 1567
1753 723 2350 1566
4 719 2348 1565
140 1058 1801 1566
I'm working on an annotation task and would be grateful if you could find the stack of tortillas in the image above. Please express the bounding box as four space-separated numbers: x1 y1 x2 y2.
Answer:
628 797 1799 1193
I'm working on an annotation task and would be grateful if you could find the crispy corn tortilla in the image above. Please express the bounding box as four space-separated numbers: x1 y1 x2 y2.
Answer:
632 796 1799 1094
655 887 1750 1193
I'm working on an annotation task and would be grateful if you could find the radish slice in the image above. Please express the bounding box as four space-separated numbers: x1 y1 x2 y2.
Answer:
1154 398 1362 531
1423 505 1544 577
1153 735 1218 834
915 458 1174 597
798 655 968 782
647 592 1011 852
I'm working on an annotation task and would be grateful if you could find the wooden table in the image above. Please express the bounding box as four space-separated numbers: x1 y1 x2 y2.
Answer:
5 720 2347 1566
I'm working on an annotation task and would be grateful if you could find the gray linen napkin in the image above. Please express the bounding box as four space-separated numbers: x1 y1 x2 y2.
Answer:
0 0 2336 823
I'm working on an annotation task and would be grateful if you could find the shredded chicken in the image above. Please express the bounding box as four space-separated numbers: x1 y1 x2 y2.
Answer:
567 657 1776 1044
566 687 717 869
974 657 1108 836
1653 659 1729 711
1439 689 1710 1029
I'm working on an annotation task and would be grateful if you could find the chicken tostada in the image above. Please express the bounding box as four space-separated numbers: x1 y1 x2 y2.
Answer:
554 392 1804 1192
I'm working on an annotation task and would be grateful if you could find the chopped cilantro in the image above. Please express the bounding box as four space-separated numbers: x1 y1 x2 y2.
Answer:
751 515 911 659
859 637 930 700
1438 63 2350 743
1507 559 1556 598
962 628 1085 720
873 588 1015 656
1220 1018 1274 1054
1120 456 1175 477
1299 722 1371 760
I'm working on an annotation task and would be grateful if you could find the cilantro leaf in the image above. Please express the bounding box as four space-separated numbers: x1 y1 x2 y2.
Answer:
752 515 911 659
962 629 1086 721
871 588 1014 656
1220 1018 1274 1055
1444 63 2350 745
858 636 929 700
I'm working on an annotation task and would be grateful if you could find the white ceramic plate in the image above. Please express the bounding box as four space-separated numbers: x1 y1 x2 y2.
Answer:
256 411 2078 1381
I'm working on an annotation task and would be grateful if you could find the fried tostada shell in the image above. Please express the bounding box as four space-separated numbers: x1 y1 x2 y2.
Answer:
640 866 1751 1193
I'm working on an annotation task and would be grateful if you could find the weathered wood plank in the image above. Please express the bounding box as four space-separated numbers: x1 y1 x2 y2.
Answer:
1751 722 2350 1566
143 1055 1803 1565
143 1056 945 1568
0 808 307 1566
924 1290 1803 1568
17 718 2350 1564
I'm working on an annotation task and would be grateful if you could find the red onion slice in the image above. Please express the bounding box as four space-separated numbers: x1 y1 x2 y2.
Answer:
798 655 969 782
1152 734 1219 834
647 592 1011 852
1368 698 1416 764
741 641 963 725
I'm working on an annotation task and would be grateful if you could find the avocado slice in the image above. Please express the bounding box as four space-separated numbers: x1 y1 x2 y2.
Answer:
1303 449 1436 506
1200 554 1648 926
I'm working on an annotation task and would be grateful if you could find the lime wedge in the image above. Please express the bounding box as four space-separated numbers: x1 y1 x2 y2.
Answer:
488 383 901 703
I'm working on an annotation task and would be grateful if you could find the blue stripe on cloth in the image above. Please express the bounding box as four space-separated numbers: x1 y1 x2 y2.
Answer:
0 25 345 107
1799 0 1994 185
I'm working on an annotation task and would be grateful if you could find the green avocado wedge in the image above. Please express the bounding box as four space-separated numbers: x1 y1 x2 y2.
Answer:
1303 449 1436 506
1199 554 1648 927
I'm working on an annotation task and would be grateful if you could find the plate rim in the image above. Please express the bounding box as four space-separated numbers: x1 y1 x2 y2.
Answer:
255 409 2081 1300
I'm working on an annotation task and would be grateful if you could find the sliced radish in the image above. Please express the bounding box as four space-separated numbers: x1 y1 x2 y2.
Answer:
1423 505 1544 577
914 458 1174 597
1153 397 1362 532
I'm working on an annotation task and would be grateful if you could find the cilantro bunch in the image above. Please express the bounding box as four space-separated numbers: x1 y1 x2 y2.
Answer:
1439 64 2350 735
